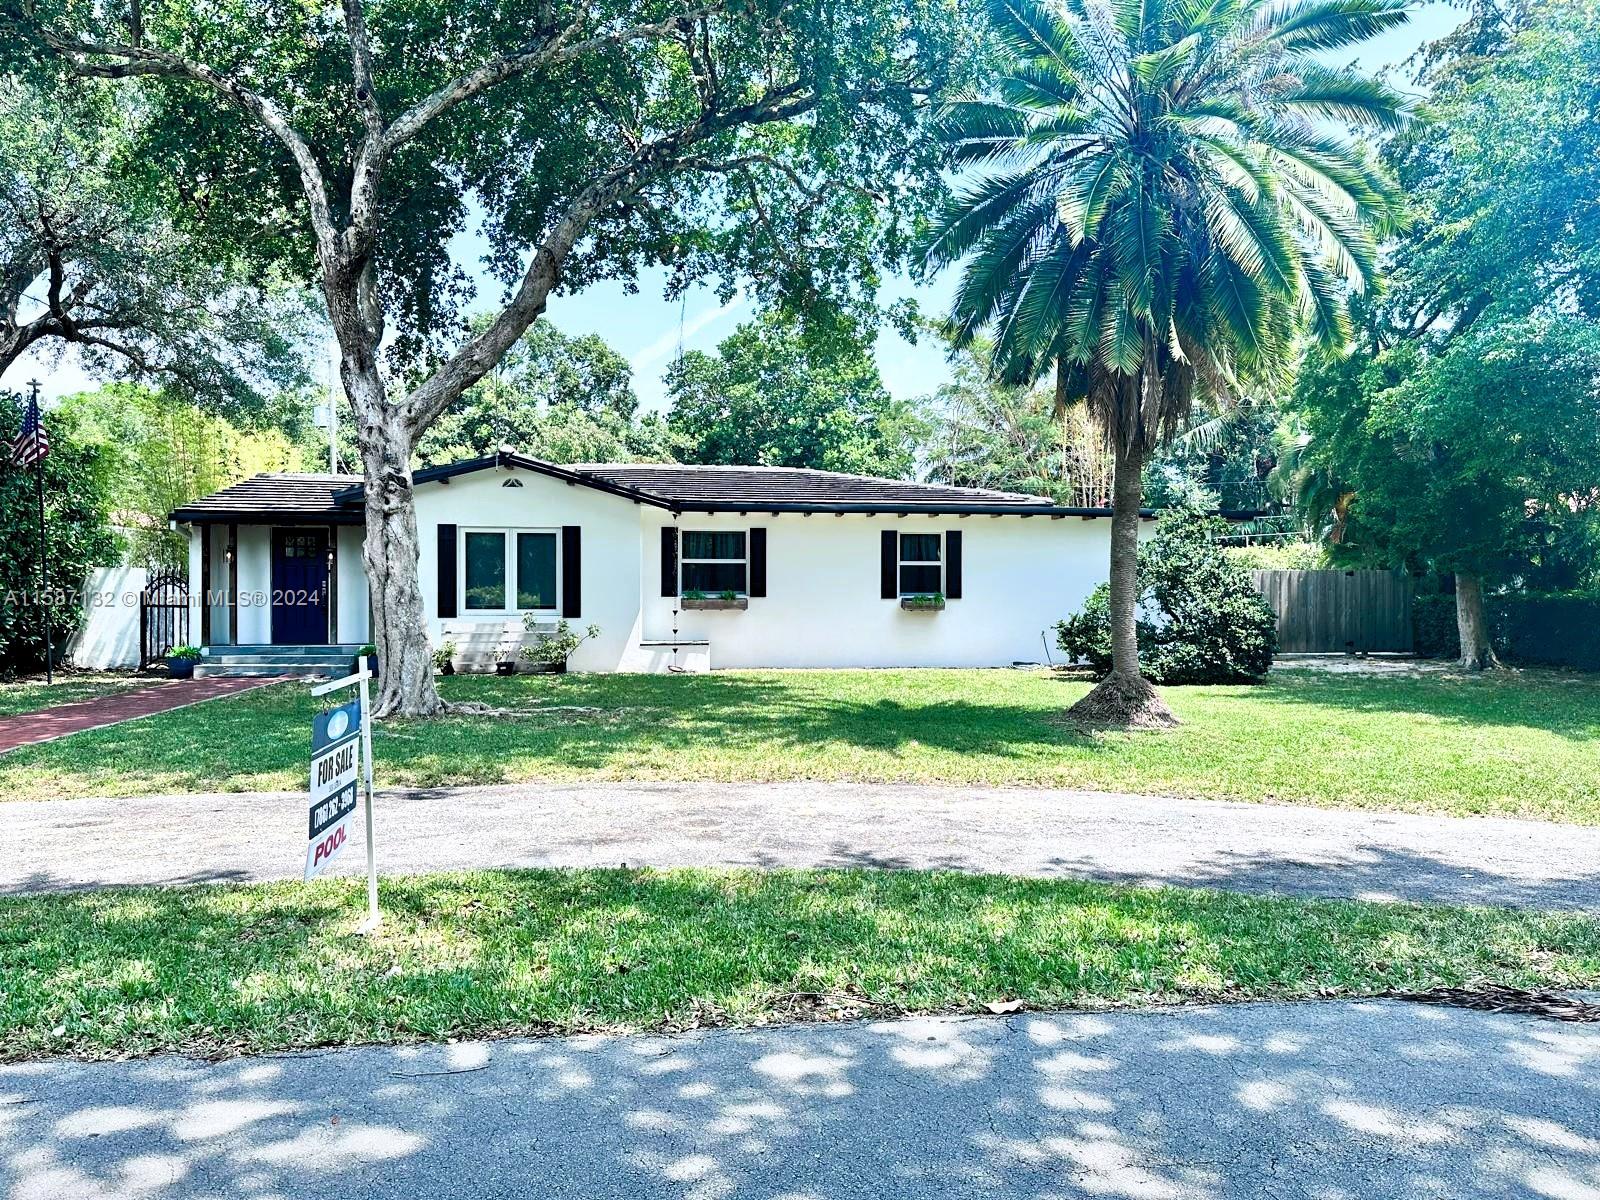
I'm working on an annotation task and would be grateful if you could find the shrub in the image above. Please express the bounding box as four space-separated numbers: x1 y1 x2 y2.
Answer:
1057 510 1278 683
1414 591 1600 670
520 619 601 666
1222 541 1325 570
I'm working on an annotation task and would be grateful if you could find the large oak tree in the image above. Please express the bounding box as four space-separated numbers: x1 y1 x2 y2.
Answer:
6 0 971 715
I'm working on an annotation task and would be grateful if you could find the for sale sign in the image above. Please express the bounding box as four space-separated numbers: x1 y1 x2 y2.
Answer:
306 698 362 880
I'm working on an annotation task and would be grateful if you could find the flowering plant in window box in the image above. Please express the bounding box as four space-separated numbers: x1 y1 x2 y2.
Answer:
681 589 748 610
901 593 946 611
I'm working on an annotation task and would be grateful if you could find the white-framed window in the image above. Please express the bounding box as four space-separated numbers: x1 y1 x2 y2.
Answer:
462 528 560 612
681 530 748 595
899 532 942 596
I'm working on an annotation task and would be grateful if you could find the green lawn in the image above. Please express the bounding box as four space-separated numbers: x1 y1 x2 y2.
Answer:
5 866 1596 1060
3 667 1597 822
0 672 156 719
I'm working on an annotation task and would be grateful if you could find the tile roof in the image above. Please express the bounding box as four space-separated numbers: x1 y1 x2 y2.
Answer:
172 454 1086 522
567 463 1055 509
169 472 363 523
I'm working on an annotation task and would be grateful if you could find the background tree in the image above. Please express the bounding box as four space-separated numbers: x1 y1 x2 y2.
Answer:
920 0 1406 726
417 323 676 465
918 335 1111 504
59 383 299 568
666 312 923 476
0 393 119 672
1294 316 1600 667
1290 0 1600 665
9 0 972 716
0 82 308 409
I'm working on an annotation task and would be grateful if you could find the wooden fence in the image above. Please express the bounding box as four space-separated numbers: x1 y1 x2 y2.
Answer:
1249 569 1415 654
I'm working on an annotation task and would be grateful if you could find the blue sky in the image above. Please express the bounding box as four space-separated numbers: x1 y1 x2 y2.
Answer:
10 2 1462 409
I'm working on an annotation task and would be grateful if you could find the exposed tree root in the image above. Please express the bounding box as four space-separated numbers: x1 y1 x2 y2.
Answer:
1065 671 1180 731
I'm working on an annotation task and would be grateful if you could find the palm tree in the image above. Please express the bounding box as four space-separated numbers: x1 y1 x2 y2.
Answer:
921 0 1407 726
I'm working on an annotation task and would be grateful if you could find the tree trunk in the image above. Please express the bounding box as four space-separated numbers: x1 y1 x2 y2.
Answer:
1065 429 1178 729
1454 571 1500 671
355 400 445 717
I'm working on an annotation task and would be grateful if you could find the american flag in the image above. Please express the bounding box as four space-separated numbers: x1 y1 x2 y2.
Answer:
10 392 48 468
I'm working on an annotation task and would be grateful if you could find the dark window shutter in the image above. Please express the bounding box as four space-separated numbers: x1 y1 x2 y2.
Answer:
437 523 458 619
661 526 678 597
561 526 581 617
749 527 767 597
945 530 963 600
881 530 898 599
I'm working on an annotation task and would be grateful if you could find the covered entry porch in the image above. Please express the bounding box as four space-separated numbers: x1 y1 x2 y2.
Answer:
172 474 372 660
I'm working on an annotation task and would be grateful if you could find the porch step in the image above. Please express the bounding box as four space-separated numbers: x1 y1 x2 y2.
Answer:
196 644 366 679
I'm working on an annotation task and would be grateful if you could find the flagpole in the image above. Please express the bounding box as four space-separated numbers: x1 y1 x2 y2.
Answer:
28 381 52 685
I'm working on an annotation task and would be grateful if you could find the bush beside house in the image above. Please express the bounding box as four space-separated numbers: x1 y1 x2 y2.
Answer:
0 403 120 674
1057 511 1278 684
1414 591 1600 672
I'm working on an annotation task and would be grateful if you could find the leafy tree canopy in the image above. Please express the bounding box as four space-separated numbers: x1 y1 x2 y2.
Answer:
1294 315 1600 589
0 81 312 413
1385 0 1600 336
666 311 922 477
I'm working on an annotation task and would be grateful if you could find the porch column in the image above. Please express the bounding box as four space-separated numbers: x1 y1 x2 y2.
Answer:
226 523 238 644
199 525 212 646
327 526 339 644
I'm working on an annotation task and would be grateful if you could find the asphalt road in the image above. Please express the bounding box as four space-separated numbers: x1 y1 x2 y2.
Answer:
7 781 1600 909
4 999 1597 1199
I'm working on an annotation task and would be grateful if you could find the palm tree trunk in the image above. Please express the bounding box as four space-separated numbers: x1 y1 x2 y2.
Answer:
1065 429 1178 729
1454 571 1500 671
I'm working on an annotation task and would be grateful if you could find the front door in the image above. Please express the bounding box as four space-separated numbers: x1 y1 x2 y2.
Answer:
271 528 330 645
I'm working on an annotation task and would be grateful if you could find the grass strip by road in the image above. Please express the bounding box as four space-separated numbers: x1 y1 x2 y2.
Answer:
4 668 1599 822
4 867 1597 1061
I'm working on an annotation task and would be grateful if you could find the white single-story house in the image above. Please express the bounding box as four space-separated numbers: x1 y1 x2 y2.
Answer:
171 450 1132 674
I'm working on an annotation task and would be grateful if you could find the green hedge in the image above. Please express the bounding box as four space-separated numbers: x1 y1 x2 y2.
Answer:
1414 592 1600 671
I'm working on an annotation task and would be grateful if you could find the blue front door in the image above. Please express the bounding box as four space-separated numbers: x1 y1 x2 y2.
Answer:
271 528 330 645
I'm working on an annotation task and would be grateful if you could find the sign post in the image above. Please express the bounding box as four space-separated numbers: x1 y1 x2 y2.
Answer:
308 664 381 933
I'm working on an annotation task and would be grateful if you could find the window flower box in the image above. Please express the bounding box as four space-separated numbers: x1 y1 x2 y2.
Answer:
901 594 946 612
682 594 748 611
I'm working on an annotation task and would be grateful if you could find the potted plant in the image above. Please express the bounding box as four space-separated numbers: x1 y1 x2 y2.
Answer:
901 592 946 612
433 640 457 676
519 619 600 674
354 644 378 677
166 645 202 679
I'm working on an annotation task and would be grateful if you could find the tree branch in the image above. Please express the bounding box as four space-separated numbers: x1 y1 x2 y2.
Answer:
402 80 818 436
41 32 341 261
379 2 726 158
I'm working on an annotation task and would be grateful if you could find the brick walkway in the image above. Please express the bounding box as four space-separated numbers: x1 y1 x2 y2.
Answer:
0 676 284 754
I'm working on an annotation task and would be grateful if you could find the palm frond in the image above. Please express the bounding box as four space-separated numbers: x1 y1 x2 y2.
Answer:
1272 63 1412 131
1260 0 1409 53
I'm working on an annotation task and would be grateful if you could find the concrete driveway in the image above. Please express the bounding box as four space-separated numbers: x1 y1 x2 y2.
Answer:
4 999 1597 1199
7 781 1600 909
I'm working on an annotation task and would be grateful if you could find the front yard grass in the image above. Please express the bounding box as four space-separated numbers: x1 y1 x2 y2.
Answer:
4 866 1597 1060
0 671 156 719
3 667 1596 822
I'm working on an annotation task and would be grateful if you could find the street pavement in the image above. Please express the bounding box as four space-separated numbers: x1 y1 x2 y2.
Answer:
3 999 1597 1199
7 781 1600 909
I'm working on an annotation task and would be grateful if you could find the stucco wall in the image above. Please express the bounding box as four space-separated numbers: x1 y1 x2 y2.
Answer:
413 463 644 672
189 464 1123 670
637 508 1109 669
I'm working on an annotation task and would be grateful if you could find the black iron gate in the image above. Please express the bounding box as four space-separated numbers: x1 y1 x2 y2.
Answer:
140 572 190 668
